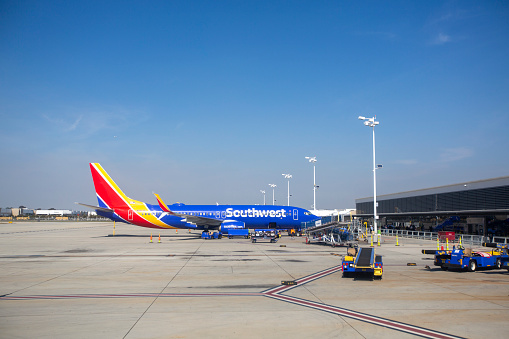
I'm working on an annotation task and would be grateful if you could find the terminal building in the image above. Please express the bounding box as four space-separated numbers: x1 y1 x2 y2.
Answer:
355 176 509 236
0 207 34 217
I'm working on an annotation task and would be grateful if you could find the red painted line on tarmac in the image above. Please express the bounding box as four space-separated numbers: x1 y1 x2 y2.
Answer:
266 293 463 339
294 265 343 285
0 292 263 300
263 265 343 294
0 265 464 339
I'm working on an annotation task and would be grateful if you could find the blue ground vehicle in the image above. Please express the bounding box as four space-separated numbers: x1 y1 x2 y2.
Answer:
201 231 222 239
227 229 250 239
342 247 383 279
431 245 508 271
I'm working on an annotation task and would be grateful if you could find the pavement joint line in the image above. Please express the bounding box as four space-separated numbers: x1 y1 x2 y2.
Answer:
395 270 509 309
122 239 205 339
340 316 368 338
1 262 465 339
260 248 297 283
2 247 140 296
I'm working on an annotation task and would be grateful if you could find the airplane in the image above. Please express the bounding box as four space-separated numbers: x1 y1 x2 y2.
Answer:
78 163 320 233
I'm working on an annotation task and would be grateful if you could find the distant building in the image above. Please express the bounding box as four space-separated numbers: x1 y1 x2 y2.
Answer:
0 208 35 216
21 208 34 216
73 210 97 217
35 210 73 216
0 208 12 217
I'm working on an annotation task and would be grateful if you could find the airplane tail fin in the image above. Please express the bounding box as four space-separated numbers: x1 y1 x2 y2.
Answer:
89 163 134 209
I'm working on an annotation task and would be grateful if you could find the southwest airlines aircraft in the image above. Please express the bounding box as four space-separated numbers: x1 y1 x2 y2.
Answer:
78 163 319 233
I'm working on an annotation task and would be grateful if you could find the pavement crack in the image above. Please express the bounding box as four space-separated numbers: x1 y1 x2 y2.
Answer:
123 241 205 339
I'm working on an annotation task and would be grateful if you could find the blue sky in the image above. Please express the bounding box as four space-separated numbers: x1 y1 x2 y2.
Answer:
1 1 508 210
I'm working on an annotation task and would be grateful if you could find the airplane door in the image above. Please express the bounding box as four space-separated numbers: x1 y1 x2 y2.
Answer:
128 209 133 221
293 209 298 220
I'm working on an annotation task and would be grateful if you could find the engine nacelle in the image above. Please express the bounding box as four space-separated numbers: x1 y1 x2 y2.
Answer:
220 220 246 233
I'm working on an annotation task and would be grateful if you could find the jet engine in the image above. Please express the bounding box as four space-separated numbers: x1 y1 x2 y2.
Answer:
220 220 246 233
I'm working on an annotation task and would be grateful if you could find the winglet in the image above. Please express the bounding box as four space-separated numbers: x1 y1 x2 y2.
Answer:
154 193 173 214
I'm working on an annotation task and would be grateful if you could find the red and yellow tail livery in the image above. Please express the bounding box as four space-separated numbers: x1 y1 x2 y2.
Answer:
87 163 175 229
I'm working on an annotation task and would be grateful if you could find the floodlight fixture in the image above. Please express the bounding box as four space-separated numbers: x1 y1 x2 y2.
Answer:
282 173 292 206
358 115 381 242
268 184 277 205
305 156 318 210
260 190 266 205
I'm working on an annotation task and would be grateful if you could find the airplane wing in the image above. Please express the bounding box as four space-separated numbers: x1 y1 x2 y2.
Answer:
75 202 114 213
153 193 222 228
175 214 223 227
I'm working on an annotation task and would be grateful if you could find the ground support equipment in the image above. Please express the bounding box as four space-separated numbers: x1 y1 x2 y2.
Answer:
483 243 509 271
424 245 508 272
252 229 278 243
342 247 383 279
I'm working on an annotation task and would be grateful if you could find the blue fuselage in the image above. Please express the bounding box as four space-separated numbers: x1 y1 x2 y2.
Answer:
102 203 319 231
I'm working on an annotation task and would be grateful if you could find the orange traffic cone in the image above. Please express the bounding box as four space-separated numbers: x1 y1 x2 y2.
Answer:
158 234 161 243
150 234 153 243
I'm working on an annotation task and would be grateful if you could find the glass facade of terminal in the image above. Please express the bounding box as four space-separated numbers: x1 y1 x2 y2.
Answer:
356 185 509 215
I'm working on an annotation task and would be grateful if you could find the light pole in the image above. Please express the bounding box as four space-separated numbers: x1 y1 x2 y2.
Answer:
305 156 317 210
268 184 277 205
260 190 266 205
282 174 292 206
358 115 380 240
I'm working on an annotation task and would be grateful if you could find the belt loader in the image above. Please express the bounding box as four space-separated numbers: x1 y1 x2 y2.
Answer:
342 247 383 279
